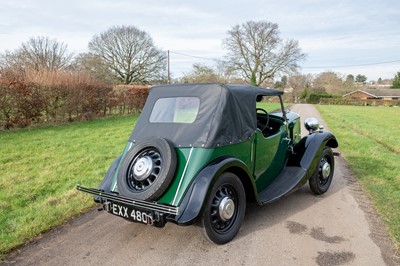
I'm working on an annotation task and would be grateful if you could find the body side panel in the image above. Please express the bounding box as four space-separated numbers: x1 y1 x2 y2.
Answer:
109 138 255 206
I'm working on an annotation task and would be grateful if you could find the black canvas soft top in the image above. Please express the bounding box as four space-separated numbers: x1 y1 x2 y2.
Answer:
129 83 283 148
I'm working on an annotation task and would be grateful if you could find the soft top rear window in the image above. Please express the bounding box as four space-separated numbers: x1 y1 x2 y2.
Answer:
149 97 200 123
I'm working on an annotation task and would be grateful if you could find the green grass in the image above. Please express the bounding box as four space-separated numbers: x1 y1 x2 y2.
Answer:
316 105 400 249
256 102 284 113
0 115 138 258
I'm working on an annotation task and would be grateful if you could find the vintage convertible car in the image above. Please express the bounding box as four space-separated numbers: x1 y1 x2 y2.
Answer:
77 83 338 244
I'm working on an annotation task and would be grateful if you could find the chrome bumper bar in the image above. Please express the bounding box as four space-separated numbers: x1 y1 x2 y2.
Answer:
76 185 180 216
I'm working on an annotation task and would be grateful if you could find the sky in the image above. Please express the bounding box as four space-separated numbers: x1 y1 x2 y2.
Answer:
1 0 399 81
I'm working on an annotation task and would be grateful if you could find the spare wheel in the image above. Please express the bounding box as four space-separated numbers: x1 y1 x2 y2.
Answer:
117 137 177 201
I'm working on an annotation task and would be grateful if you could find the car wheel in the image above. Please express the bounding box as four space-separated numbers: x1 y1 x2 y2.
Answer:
117 137 177 201
200 172 246 244
309 146 334 195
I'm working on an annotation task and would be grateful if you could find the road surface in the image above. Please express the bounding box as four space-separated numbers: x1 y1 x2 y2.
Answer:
3 104 399 266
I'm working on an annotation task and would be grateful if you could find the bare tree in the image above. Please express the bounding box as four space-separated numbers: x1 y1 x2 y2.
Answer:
1 36 73 72
214 60 243 83
73 53 115 83
181 63 220 83
87 25 166 84
288 74 313 102
313 71 344 94
223 21 306 86
180 62 244 84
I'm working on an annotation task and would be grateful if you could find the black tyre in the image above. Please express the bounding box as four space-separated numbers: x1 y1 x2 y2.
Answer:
201 172 246 244
309 146 335 195
117 137 176 201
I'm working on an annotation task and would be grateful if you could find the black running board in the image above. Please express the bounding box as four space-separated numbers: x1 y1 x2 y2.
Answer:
258 166 307 204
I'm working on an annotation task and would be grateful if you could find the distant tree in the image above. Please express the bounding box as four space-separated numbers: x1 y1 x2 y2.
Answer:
274 76 288 89
274 80 282 89
355 74 367 83
181 63 220 83
214 60 240 83
313 71 344 94
73 53 115 83
1 36 73 72
377 77 383 84
288 74 313 102
346 74 354 83
87 25 166 84
250 73 257 86
281 75 288 87
343 74 355 92
223 20 306 86
392 72 400 88
181 62 243 84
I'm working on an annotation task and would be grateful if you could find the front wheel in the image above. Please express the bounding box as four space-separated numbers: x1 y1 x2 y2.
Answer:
309 146 335 195
200 172 246 244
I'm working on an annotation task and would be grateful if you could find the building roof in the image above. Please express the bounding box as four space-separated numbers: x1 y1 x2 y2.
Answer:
343 88 400 98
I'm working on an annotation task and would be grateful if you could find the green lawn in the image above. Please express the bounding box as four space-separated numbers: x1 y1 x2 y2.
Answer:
256 102 283 113
316 105 400 250
0 115 138 258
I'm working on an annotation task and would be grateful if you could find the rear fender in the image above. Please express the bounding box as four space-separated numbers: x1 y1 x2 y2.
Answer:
172 156 254 225
95 155 121 203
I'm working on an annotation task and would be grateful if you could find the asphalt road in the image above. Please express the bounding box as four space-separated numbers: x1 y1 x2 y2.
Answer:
3 104 399 266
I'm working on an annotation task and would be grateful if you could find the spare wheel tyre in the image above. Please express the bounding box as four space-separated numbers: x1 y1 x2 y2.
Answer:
117 137 177 201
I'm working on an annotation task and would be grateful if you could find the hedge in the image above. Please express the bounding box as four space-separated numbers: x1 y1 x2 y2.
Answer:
0 69 150 129
319 98 400 107
306 93 340 104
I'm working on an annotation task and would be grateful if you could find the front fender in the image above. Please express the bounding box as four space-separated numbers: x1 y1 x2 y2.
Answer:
172 156 253 225
301 131 338 170
290 131 338 186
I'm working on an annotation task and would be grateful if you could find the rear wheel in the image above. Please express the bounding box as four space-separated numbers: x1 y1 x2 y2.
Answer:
309 147 334 195
200 172 246 244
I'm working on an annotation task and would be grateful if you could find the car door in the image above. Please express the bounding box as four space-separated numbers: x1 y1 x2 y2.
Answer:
253 98 290 192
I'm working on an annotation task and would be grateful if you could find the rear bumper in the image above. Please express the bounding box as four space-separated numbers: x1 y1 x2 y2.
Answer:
76 185 180 227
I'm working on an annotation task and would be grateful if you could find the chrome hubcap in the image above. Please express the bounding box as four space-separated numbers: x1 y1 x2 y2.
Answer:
133 156 153 181
219 197 235 221
321 160 331 180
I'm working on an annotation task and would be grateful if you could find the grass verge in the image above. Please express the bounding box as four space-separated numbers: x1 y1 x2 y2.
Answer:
316 105 400 250
0 115 138 259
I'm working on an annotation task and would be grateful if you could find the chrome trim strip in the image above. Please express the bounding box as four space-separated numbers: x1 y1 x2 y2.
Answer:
77 185 179 215
172 147 193 205
111 179 118 192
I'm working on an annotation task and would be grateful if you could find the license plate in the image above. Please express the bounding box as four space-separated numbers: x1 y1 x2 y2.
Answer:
105 202 154 225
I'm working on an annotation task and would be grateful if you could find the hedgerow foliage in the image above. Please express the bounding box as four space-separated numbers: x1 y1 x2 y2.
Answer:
0 68 149 129
319 97 400 107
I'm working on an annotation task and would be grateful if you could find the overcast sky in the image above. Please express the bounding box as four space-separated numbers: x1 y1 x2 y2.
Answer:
1 0 399 81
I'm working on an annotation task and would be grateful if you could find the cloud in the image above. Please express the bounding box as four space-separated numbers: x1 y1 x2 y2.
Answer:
0 0 399 80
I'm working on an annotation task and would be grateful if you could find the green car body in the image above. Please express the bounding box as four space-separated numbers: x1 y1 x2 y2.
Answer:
77 83 338 244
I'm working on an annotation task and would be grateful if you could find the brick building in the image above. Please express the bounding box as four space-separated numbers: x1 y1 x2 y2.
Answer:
343 88 400 100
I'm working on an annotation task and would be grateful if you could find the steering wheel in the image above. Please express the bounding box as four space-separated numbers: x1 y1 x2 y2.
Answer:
256 108 269 133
